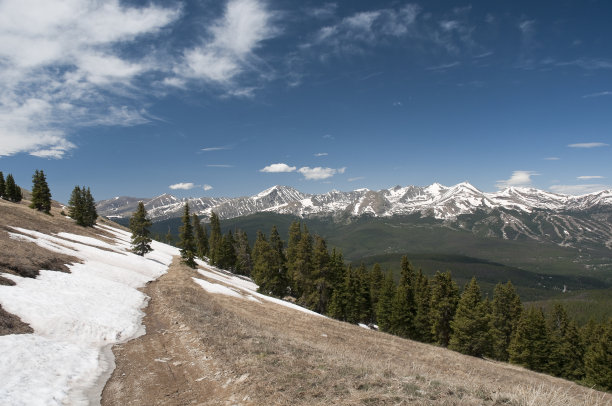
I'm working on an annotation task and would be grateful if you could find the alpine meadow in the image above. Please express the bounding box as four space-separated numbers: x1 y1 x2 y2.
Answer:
1 0 611 405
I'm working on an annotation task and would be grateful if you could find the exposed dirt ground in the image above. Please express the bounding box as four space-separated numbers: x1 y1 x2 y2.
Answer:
102 259 612 406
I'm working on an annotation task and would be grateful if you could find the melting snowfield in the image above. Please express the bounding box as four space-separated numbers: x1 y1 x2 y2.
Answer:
0 224 178 406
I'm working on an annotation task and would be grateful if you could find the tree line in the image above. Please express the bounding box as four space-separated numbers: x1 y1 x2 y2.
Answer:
168 203 611 391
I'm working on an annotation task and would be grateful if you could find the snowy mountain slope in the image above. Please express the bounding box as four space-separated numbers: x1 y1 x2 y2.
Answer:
0 224 179 405
98 182 612 222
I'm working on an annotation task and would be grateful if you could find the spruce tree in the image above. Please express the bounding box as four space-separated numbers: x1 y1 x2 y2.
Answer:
208 212 222 265
369 263 384 318
0 171 5 198
429 271 459 346
69 186 97 226
234 230 252 276
508 307 550 372
82 187 97 226
389 256 417 338
216 231 237 271
179 203 197 268
583 318 612 390
292 225 313 304
165 227 174 245
490 281 523 361
129 201 153 256
376 273 396 332
413 269 433 343
449 277 492 357
286 221 302 295
305 235 332 313
4 174 21 202
252 231 286 297
546 304 584 380
30 169 52 213
192 214 209 259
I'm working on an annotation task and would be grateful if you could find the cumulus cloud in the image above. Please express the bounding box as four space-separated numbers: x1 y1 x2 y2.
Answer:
260 163 297 173
549 184 610 195
169 182 196 190
568 142 609 148
496 170 537 189
298 166 346 180
203 184 213 191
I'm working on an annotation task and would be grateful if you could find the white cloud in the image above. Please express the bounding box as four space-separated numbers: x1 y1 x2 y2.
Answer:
298 166 345 180
260 163 297 173
314 152 328 157
426 61 461 71
175 0 277 84
203 184 213 191
549 184 610 195
577 175 604 180
544 157 560 160
207 164 234 168
202 146 231 152
0 0 180 158
582 91 612 98
348 176 365 182
496 170 537 189
169 182 196 190
567 142 609 148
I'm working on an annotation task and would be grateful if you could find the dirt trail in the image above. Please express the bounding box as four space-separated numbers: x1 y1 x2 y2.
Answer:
102 258 232 405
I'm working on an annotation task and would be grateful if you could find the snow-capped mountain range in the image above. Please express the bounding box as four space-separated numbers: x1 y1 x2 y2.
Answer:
97 182 612 222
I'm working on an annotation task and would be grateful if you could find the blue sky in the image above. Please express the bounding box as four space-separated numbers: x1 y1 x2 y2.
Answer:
0 0 611 203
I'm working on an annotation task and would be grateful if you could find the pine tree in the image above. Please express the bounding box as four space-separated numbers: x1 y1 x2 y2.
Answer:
376 273 396 332
252 231 286 297
583 318 612 390
490 281 523 361
208 211 222 265
216 231 237 271
413 269 433 343
369 263 384 322
292 225 313 304
304 235 332 313
129 201 153 256
449 277 492 357
165 227 174 245
30 169 52 213
192 214 209 259
546 304 584 380
82 187 97 226
429 271 459 346
508 307 550 372
0 171 5 198
179 203 196 268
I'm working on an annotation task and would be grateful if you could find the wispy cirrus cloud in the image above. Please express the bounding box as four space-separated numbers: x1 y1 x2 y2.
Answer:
582 91 612 98
577 175 604 180
544 157 560 161
314 152 328 157
202 146 232 152
0 0 279 159
207 164 234 168
568 142 609 148
496 170 538 189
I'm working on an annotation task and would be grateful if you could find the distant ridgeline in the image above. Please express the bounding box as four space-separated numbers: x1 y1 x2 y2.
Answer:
167 207 611 392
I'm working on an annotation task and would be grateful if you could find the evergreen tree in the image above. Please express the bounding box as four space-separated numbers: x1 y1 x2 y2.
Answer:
30 169 52 213
0 171 4 198
286 221 303 296
234 230 253 276
449 277 492 357
304 235 332 313
583 318 612 390
369 263 385 318
68 186 96 226
292 225 313 304
4 174 21 203
252 231 286 296
193 214 209 259
208 211 222 264
508 307 550 372
413 269 433 343
129 201 153 256
429 271 459 346
490 281 523 361
179 203 196 268
547 304 584 380
216 231 237 270
268 225 288 292
376 273 396 332
389 256 417 338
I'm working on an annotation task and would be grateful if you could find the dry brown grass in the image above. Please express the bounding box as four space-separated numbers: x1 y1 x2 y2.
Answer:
103 260 612 406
